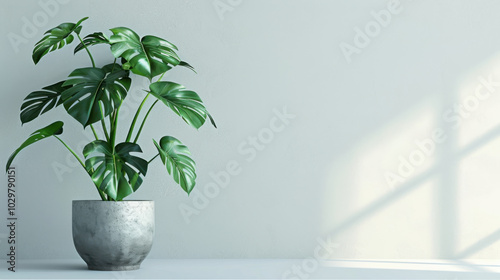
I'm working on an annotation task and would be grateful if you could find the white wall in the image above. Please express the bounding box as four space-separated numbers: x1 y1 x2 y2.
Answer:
2 0 500 261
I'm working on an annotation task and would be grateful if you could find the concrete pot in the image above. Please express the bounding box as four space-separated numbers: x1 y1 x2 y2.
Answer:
72 200 154 271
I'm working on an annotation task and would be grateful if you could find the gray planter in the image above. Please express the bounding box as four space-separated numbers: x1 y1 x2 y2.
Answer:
72 200 154 271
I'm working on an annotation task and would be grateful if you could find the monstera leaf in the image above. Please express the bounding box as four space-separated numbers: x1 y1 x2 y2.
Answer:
74 32 110 54
83 141 148 201
149 81 216 129
154 136 196 194
33 17 88 64
61 63 131 127
20 81 70 124
109 27 181 79
6 121 64 172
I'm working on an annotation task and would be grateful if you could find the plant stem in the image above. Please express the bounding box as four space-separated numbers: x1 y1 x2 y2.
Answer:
148 153 160 164
133 100 158 143
99 103 110 142
90 124 99 140
110 111 117 147
76 34 99 141
108 105 121 202
54 135 106 201
126 92 151 142
111 58 117 72
110 104 122 148
157 71 166 82
124 70 167 143
54 136 85 170
76 34 95 68
101 119 109 142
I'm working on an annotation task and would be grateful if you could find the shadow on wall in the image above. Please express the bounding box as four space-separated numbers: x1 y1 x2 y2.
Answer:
321 52 500 260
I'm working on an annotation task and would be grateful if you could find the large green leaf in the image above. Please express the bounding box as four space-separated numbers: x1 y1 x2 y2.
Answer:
5 121 64 172
149 81 216 129
83 141 148 201
33 17 88 64
61 63 131 127
74 32 110 54
153 136 196 194
20 81 69 124
109 27 181 79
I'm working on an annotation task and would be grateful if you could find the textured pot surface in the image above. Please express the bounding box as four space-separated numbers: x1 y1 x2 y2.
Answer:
72 200 155 271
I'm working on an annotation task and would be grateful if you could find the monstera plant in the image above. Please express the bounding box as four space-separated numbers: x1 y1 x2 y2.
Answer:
6 17 216 201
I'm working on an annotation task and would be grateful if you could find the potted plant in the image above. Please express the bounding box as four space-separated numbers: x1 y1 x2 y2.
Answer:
5 17 216 271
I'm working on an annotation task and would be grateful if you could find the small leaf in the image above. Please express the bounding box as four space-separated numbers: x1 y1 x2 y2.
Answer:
20 81 70 124
33 17 88 64
83 141 148 200
154 136 196 194
74 32 110 54
109 27 181 79
61 63 131 127
149 81 216 129
6 121 64 172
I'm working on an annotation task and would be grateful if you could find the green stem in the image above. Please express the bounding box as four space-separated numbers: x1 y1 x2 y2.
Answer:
54 135 106 201
101 119 109 142
76 34 95 68
99 103 110 142
90 124 99 140
110 111 117 147
54 136 85 170
111 58 117 72
133 100 158 144
110 104 122 147
157 71 166 82
148 153 160 164
126 92 151 142
107 105 121 202
124 71 167 143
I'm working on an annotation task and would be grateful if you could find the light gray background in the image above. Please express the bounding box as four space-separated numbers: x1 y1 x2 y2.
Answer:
2 0 500 261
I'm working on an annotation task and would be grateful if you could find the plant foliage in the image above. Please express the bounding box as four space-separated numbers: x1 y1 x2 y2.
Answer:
6 18 215 201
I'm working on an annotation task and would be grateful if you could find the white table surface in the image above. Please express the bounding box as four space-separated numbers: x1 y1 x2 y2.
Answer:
1 259 500 279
